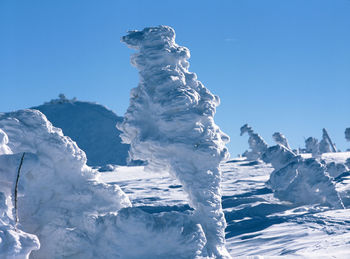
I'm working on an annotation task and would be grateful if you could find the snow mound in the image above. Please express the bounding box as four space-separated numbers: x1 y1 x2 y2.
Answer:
263 145 344 209
0 109 131 258
32 96 129 166
119 25 230 258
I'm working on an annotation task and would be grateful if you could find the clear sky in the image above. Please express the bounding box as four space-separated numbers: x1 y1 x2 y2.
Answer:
1 0 349 156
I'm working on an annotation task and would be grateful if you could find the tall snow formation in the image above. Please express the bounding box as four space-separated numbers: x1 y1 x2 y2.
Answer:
262 145 344 209
32 96 130 166
272 132 291 150
240 124 268 160
119 26 230 258
0 109 133 258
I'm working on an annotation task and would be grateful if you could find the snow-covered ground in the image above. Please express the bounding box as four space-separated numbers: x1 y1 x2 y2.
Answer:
98 153 350 258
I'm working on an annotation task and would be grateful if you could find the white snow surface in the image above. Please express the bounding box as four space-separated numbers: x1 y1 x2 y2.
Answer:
98 153 350 258
119 25 230 258
32 96 129 166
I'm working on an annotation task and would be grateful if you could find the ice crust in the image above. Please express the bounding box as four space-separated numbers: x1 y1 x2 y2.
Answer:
119 26 230 258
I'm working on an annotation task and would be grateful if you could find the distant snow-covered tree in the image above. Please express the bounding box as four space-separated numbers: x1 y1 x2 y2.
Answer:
345 128 350 142
272 132 291 150
240 124 268 160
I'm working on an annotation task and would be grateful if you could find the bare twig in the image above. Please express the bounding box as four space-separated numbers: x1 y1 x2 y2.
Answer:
14 152 25 230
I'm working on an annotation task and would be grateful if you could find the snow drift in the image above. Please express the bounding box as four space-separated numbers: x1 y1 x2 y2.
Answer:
118 25 230 258
32 95 129 166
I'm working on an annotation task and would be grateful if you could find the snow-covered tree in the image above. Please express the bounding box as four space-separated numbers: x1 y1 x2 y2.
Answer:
345 128 350 142
118 26 230 258
272 132 291 150
240 124 268 160
305 137 319 156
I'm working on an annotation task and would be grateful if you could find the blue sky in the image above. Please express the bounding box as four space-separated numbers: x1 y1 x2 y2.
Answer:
1 0 349 155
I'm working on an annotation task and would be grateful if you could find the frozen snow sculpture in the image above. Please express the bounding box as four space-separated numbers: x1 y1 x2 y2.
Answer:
240 124 268 160
119 26 230 258
262 145 344 208
272 132 291 150
0 110 131 258
319 128 337 153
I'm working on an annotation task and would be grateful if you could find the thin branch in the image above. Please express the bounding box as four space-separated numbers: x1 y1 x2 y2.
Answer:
14 152 25 230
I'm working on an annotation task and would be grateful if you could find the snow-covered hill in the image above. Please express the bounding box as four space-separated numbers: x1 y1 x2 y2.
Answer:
32 95 129 166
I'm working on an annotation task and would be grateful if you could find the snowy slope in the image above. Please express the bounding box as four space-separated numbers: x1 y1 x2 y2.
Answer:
32 96 129 166
98 152 350 258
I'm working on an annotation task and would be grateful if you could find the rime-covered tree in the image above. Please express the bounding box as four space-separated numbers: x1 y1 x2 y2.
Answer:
118 26 230 258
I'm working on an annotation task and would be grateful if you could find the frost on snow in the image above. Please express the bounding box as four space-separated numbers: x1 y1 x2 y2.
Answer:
240 124 268 160
118 26 230 258
0 110 133 258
